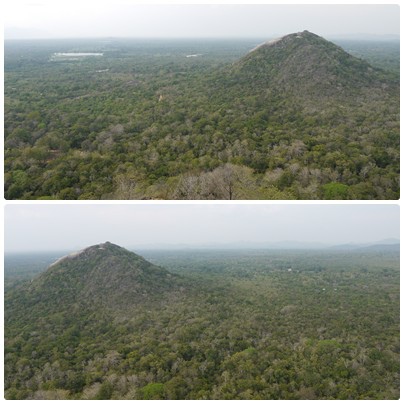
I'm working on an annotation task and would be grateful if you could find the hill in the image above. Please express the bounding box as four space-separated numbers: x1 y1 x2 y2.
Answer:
227 31 394 104
356 243 400 253
32 242 177 305
6 242 180 313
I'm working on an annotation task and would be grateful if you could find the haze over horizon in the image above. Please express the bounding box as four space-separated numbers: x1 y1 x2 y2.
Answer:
5 204 399 253
4 2 399 40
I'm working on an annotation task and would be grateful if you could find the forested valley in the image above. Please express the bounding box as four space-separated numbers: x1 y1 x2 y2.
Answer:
4 32 400 200
5 243 399 399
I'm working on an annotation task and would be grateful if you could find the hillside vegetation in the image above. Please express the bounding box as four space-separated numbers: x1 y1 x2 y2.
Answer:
5 245 399 399
4 33 399 199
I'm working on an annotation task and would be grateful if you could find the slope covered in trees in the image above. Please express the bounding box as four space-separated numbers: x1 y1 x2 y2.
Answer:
4 33 399 199
7 242 181 312
5 246 399 399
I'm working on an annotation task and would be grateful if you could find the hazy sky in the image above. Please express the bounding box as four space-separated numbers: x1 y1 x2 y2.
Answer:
4 204 399 252
3 2 400 39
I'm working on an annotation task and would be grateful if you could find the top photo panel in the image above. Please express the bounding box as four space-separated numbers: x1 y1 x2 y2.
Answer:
4 3 399 200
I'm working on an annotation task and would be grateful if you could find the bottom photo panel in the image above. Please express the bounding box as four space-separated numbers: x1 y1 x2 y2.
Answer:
4 203 399 400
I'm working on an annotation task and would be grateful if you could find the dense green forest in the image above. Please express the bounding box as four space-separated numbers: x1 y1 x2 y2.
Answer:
5 244 399 399
4 33 400 199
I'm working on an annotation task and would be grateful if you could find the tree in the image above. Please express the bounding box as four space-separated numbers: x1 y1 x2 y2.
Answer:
206 164 255 200
139 383 165 399
322 182 350 199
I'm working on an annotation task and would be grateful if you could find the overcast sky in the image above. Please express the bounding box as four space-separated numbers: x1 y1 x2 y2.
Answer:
4 204 399 252
3 2 400 39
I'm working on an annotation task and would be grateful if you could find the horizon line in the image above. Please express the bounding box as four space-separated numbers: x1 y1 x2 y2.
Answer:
4 33 400 41
5 240 400 254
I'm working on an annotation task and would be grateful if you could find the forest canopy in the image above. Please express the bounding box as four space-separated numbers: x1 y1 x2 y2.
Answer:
4 247 400 399
4 35 400 199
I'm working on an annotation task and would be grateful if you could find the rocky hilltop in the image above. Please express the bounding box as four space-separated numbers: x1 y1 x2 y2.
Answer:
7 242 181 315
228 30 395 104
